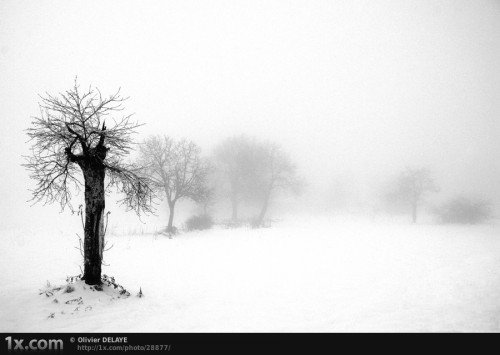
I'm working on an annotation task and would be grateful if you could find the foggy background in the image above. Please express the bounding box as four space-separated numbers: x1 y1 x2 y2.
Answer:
0 0 499 231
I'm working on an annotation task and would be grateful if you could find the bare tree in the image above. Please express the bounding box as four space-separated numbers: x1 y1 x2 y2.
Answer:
386 167 438 223
139 135 210 233
252 142 301 227
214 135 260 221
24 79 154 285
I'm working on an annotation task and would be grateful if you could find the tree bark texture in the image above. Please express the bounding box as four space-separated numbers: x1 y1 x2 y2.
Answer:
81 164 106 285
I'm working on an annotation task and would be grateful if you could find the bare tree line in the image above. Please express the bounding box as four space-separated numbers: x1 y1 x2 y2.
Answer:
213 135 302 227
24 80 494 286
24 81 302 284
137 134 302 233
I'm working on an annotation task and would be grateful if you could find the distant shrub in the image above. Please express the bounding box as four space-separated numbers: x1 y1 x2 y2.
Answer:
435 196 493 224
185 214 214 231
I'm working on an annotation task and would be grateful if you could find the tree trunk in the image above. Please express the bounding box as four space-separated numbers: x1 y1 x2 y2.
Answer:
231 193 238 222
256 191 271 227
81 166 106 285
411 201 418 224
167 201 175 232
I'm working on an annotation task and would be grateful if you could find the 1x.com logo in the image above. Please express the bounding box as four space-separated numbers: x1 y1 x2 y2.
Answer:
5 337 63 351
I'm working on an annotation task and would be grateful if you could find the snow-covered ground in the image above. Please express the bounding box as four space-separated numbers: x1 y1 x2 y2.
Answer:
1 215 499 332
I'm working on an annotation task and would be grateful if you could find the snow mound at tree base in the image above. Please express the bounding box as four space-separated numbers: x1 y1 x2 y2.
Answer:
39 277 139 320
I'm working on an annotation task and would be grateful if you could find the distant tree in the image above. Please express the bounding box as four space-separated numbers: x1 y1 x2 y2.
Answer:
24 80 154 285
385 168 438 223
252 142 301 227
435 196 492 224
194 182 216 215
214 135 261 221
139 135 210 233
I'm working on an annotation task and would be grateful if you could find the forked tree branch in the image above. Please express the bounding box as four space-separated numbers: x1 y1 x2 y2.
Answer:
24 79 154 215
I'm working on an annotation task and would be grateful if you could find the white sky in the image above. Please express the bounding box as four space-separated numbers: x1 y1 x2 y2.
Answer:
0 0 499 229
